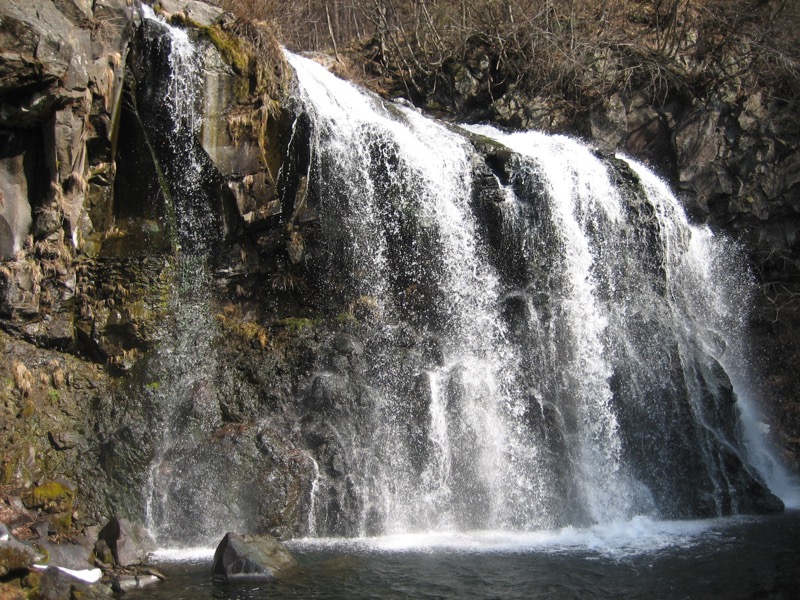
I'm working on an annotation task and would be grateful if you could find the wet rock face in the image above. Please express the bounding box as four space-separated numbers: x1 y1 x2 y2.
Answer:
0 0 297 535
212 531 297 583
586 91 800 464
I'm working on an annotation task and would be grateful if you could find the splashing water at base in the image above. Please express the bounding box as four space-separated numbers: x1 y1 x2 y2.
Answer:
131 512 800 600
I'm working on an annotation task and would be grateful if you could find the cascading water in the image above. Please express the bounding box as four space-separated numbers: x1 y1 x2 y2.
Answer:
287 54 787 536
126 7 790 544
622 157 800 509
464 128 654 524
285 53 546 534
136 6 232 545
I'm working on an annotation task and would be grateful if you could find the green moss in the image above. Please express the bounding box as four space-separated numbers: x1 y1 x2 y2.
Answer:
336 312 357 324
216 310 270 349
46 388 60 403
48 513 73 534
21 400 35 419
206 27 251 74
145 381 161 391
202 21 289 104
277 317 313 332
24 480 75 512
350 295 382 322
205 26 255 101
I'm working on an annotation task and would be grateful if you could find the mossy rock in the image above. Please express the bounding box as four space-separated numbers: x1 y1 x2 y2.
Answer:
23 480 76 513
277 318 313 332
47 513 74 534
202 19 290 104
0 544 35 578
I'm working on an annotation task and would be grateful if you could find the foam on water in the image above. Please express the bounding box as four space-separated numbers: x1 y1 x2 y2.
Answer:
289 516 733 559
150 546 217 562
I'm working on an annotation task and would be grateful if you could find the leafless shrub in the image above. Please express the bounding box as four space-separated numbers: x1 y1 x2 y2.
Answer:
270 270 307 292
217 0 797 116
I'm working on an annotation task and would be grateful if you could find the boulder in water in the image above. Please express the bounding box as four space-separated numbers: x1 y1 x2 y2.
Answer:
212 532 297 583
96 517 156 567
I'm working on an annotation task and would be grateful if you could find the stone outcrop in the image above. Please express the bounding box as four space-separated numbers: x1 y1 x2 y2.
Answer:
0 0 133 257
212 531 297 583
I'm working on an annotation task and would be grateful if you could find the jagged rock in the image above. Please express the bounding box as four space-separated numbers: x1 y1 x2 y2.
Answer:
96 518 156 567
48 430 86 451
211 532 297 584
0 136 34 258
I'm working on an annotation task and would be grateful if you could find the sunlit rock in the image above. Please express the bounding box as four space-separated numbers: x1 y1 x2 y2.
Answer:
211 532 297 584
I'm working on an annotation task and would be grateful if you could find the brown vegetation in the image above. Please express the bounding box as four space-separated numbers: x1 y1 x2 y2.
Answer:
217 0 799 113
11 362 34 398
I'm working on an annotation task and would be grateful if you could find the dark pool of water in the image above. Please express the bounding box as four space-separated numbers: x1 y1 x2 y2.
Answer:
126 511 800 599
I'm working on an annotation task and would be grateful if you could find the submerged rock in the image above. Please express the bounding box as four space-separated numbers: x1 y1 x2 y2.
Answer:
212 532 297 583
109 572 161 593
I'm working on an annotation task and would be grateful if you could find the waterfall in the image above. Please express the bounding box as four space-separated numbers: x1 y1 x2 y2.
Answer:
136 5 220 254
623 158 800 509
138 6 232 545
286 53 547 534
288 54 786 535
126 8 788 542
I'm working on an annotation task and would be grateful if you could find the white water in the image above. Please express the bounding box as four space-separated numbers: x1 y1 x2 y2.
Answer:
140 7 232 546
286 53 793 536
621 157 800 508
140 5 214 253
290 516 737 559
148 516 736 561
150 546 217 562
463 125 656 523
288 53 544 534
